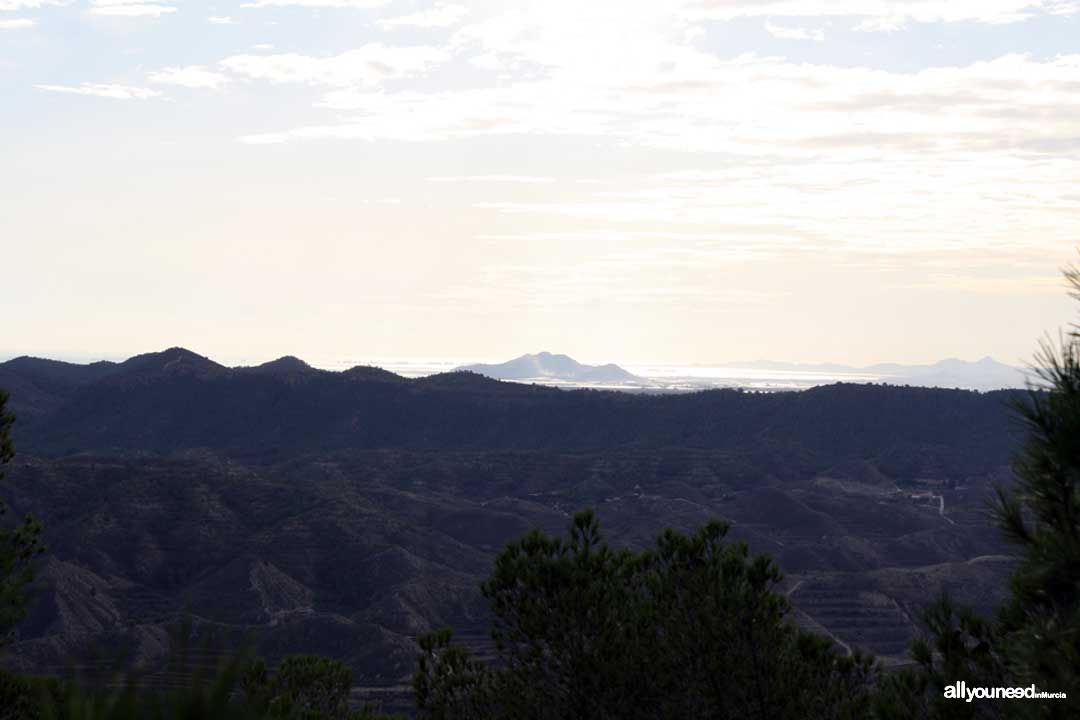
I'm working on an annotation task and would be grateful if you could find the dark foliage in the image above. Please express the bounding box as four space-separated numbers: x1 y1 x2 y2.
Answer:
413 510 877 720
0 652 405 720
0 389 45 646
875 265 1080 719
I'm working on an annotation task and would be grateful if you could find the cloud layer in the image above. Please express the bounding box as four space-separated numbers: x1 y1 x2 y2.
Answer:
6 0 1080 364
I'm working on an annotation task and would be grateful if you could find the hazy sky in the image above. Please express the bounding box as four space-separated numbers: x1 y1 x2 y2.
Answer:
3 1 1080 366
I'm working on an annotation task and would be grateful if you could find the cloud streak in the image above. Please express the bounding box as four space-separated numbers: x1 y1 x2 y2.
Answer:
35 82 162 99
377 3 468 29
681 0 1079 27
149 65 230 89
239 0 390 8
764 21 824 41
427 175 554 184
0 0 69 9
220 45 449 87
88 0 177 17
237 51 1080 159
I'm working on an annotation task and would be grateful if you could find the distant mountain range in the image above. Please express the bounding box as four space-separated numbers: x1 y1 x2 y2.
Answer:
721 356 1029 392
456 352 642 385
451 352 1029 391
0 349 1031 395
0 346 1030 460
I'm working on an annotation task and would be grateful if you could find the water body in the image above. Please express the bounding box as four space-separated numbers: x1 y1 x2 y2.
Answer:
306 357 885 392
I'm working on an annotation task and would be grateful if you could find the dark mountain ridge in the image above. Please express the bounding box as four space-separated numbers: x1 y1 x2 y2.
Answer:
237 355 315 376
0 349 1024 475
0 356 121 422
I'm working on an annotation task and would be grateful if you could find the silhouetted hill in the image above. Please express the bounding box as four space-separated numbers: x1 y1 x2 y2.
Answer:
458 352 641 384
1 356 119 385
414 370 554 394
341 365 409 384
0 350 1024 475
0 356 120 421
115 347 226 379
240 356 315 375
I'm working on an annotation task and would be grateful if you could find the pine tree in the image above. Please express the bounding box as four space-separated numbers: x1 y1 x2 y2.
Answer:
414 510 876 720
0 389 45 647
991 264 1080 716
874 263 1080 719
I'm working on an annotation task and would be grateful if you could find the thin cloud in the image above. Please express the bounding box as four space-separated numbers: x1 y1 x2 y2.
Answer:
682 0 1078 26
852 16 908 32
764 21 824 41
220 45 450 86
35 83 162 99
377 3 469 29
89 0 177 17
0 17 35 28
0 0 69 9
240 50 1080 167
426 175 554 183
149 65 230 90
207 15 235 24
240 0 390 8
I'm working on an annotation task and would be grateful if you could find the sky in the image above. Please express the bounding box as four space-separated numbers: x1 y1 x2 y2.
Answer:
2 1 1080 367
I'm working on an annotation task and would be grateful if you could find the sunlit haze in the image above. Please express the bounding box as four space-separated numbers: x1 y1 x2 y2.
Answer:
4 0 1080 367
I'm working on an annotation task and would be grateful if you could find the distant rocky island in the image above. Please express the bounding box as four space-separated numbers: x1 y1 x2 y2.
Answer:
456 352 643 385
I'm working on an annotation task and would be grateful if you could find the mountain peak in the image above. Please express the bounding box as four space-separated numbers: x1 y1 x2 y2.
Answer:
341 365 407 383
119 347 225 377
245 356 313 374
456 352 640 385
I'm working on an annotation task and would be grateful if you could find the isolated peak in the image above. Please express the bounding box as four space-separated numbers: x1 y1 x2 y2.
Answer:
120 347 224 375
251 356 312 373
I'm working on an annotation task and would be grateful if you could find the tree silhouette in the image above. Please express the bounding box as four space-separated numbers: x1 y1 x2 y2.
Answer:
0 388 44 647
414 510 876 720
875 263 1080 719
